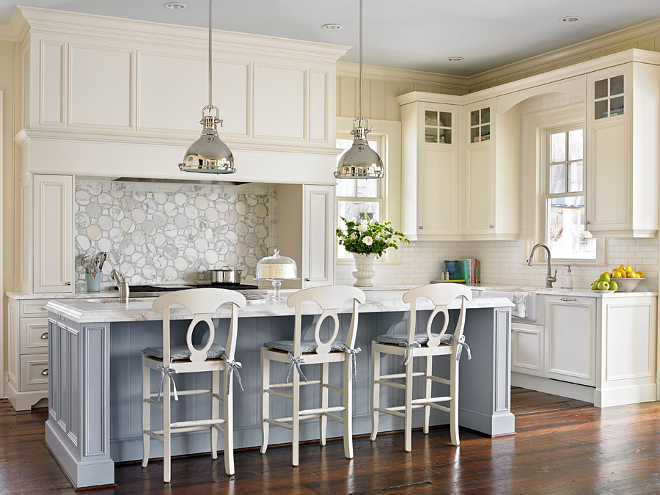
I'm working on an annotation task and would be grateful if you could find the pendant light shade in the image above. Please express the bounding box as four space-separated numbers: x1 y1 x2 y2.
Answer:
335 0 384 180
179 0 235 174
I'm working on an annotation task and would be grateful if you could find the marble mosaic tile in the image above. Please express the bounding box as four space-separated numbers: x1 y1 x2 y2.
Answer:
74 181 275 290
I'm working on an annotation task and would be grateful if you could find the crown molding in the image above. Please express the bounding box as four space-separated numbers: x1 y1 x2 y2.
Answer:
336 62 468 90
15 6 350 62
468 17 660 91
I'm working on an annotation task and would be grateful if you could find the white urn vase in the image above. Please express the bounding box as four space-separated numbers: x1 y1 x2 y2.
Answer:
352 252 377 287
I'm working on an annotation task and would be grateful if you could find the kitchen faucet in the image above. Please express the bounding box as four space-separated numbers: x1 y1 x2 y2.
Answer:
527 243 557 288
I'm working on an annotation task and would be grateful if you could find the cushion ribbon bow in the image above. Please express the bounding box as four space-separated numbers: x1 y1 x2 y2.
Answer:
398 341 421 366
341 344 361 381
157 365 179 401
222 353 244 396
286 352 308 383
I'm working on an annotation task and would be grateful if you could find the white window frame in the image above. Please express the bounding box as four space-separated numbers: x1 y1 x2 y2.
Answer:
523 102 605 266
336 116 402 264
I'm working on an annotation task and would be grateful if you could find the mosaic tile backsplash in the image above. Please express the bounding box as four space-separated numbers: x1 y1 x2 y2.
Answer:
74 181 275 290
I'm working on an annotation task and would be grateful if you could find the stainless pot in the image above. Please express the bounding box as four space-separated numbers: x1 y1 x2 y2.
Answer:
211 267 244 284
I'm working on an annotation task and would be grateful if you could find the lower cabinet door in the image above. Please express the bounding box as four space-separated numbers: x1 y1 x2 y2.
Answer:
545 296 597 386
511 323 544 376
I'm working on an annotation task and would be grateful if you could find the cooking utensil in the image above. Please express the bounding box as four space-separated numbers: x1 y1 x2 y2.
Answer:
211 267 244 284
95 251 107 271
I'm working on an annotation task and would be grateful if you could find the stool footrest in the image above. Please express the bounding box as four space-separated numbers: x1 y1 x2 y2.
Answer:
171 418 225 429
325 412 344 424
429 403 450 413
299 406 345 417
375 379 406 390
380 372 424 379
412 396 452 405
324 384 343 394
212 392 224 403
265 388 293 399
213 424 225 435
144 430 164 442
269 380 321 389
428 376 450 385
149 389 211 398
264 418 293 430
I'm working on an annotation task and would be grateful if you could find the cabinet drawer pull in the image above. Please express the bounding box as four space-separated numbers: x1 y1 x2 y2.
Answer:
40 332 49 340
585 221 591 225
489 225 494 229
560 298 577 302
305 278 310 282
65 282 72 286
419 226 424 229
41 369 49 376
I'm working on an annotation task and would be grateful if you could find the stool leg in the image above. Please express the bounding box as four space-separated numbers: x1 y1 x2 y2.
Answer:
141 362 150 468
292 367 300 467
404 354 414 453
260 348 269 454
163 373 172 483
450 355 460 446
423 356 432 435
370 341 380 441
211 370 219 460
224 368 235 476
343 357 354 459
319 362 329 446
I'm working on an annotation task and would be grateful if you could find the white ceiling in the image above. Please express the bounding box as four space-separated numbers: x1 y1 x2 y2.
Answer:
2 1 660 76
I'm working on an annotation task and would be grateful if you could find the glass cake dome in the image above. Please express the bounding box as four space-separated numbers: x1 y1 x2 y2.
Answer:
255 249 298 299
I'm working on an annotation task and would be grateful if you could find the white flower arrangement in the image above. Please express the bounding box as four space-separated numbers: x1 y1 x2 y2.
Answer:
336 213 409 258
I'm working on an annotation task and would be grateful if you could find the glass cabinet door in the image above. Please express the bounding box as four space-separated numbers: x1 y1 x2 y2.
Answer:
470 107 491 143
424 109 452 144
594 75 624 120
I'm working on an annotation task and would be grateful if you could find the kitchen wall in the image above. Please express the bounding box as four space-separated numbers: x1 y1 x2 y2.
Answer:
74 181 275 290
336 92 660 291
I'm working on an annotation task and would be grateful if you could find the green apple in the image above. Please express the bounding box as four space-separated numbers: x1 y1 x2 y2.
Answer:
609 280 618 291
597 281 610 290
591 281 599 290
598 272 611 282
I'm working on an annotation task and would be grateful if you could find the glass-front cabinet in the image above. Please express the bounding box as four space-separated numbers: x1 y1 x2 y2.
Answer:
469 107 491 143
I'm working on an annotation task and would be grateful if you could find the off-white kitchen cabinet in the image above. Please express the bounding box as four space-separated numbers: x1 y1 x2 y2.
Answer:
544 295 597 386
462 99 522 240
20 174 74 294
275 184 335 289
586 62 660 238
511 322 544 377
7 298 51 410
398 98 460 240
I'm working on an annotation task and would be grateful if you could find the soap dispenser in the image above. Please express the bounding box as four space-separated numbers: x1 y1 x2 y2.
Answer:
564 265 573 290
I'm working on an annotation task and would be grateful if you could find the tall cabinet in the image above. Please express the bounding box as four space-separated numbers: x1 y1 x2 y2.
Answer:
586 62 660 238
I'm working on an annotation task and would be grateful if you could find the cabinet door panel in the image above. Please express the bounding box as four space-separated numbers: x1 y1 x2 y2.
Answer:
465 146 494 232
512 324 543 376
20 317 50 355
588 122 628 228
420 148 458 233
33 175 74 293
254 65 305 140
303 185 334 287
545 297 596 386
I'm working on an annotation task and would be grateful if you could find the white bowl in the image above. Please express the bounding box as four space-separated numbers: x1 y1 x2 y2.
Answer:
613 277 643 292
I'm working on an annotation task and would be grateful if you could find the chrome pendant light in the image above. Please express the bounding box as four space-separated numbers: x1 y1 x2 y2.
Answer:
179 0 235 174
335 0 384 179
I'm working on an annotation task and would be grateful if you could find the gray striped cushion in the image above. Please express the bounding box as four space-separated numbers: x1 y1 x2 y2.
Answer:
375 333 452 345
264 340 346 354
142 343 226 361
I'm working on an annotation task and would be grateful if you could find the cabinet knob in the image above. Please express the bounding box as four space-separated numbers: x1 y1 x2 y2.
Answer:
489 225 494 229
585 221 591 225
65 282 72 286
40 332 48 340
419 226 424 230
41 369 49 376
560 298 577 302
305 278 310 282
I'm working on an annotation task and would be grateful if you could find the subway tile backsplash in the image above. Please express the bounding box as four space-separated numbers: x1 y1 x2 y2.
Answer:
74 181 275 290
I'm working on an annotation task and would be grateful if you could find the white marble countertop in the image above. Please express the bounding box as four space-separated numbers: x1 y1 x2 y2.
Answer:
7 289 124 300
470 285 657 298
45 289 513 324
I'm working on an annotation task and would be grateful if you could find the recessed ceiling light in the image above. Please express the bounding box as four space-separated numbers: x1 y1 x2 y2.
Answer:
560 16 581 23
323 24 343 30
164 2 186 10
447 57 464 62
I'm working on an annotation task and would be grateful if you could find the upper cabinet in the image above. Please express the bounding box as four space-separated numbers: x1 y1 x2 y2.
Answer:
397 93 521 241
586 62 660 238
399 99 460 240
13 7 348 184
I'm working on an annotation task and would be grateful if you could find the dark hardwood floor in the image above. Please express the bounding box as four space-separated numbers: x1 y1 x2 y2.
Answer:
1 388 659 494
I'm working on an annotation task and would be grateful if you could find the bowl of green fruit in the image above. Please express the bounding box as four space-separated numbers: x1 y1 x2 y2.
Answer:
590 272 619 292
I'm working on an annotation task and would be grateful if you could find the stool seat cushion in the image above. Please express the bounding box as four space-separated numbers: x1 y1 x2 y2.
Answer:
264 340 346 354
374 333 452 345
142 343 226 361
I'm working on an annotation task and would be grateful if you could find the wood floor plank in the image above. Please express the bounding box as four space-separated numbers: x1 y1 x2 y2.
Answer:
1 393 659 494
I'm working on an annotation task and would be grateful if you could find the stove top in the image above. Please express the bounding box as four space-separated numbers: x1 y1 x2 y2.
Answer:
112 282 259 296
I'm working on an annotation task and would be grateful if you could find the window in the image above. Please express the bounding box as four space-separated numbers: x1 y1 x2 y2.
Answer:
335 137 384 260
543 126 596 260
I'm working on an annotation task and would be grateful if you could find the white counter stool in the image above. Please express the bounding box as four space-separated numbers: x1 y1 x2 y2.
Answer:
260 286 366 466
142 288 246 482
370 283 472 452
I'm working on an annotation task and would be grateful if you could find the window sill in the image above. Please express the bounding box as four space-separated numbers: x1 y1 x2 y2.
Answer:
521 260 607 267
337 259 403 266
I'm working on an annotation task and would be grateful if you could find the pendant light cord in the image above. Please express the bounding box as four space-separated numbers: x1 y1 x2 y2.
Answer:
358 0 363 121
208 0 213 109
